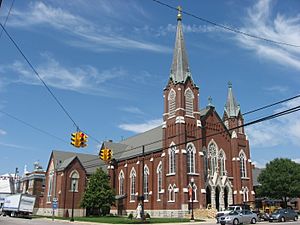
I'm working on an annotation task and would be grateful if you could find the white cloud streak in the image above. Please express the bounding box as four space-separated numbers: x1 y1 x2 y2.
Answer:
246 97 300 147
236 0 300 71
119 119 162 133
120 107 144 115
9 2 170 53
0 53 126 96
0 129 7 135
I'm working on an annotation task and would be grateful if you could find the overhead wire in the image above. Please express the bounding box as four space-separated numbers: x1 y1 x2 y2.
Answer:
152 0 300 48
82 103 300 168
80 93 300 165
0 109 67 144
0 23 80 131
0 0 15 38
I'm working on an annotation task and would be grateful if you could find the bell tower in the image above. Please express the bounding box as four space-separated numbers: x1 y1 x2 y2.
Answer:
162 6 204 210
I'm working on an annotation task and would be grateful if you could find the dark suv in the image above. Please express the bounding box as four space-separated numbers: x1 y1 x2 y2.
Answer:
269 208 298 222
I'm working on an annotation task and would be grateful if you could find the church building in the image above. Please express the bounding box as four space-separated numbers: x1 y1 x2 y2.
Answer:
102 9 254 217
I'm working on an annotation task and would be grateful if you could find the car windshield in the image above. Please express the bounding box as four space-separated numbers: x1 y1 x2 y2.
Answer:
229 211 238 215
273 209 284 214
227 206 236 211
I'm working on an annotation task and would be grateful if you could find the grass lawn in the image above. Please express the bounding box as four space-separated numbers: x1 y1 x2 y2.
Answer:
34 215 200 224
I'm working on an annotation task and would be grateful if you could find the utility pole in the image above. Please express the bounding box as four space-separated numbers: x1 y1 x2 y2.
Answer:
141 145 145 220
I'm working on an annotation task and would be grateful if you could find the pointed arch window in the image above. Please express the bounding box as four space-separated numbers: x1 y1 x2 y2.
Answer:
208 142 218 175
130 168 136 201
47 170 54 202
185 88 194 117
219 150 226 176
187 143 195 173
169 144 176 174
242 187 249 202
238 119 243 134
157 162 163 200
119 170 125 195
144 165 149 201
168 89 176 117
70 170 79 192
239 151 247 178
168 184 176 202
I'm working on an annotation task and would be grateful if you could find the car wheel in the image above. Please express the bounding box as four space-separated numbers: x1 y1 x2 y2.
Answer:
251 218 257 224
279 217 285 222
233 218 239 225
294 216 298 221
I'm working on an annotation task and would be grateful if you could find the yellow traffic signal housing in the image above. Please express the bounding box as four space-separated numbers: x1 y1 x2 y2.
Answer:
71 132 80 148
79 132 88 148
99 148 112 161
107 149 113 161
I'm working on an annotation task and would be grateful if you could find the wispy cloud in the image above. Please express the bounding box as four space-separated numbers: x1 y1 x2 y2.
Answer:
0 142 31 150
120 107 144 115
246 97 300 147
0 129 7 135
264 85 288 94
0 53 126 96
9 2 170 53
236 0 300 71
118 119 162 133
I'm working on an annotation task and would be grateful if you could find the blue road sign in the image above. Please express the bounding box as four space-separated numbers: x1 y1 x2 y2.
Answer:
52 201 58 209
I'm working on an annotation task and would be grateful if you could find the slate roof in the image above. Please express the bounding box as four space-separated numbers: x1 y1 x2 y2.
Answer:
52 150 103 175
102 126 163 161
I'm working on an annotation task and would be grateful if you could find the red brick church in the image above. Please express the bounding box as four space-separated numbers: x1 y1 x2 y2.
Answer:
102 9 254 216
40 9 254 218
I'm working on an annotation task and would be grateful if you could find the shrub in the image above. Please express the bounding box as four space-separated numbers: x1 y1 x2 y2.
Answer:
128 212 133 220
145 213 151 219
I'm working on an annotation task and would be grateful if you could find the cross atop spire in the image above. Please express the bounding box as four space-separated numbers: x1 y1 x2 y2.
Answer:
169 6 192 84
224 82 240 117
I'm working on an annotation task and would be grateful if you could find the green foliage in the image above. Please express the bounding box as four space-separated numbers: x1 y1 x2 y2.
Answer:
257 158 300 204
81 168 115 216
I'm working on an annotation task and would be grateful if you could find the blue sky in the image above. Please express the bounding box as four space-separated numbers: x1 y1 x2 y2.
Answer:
0 0 300 175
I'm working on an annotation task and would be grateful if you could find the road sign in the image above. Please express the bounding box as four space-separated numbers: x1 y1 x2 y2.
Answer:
52 201 58 209
52 197 58 202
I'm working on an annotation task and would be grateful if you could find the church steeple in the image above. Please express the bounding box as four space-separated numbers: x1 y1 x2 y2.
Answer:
170 6 192 84
224 82 240 117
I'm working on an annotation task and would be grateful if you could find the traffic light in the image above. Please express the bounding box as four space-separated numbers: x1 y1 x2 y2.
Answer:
107 149 113 161
71 132 80 148
99 148 107 161
79 132 88 148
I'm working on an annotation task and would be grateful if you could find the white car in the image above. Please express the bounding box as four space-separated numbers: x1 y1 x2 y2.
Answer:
220 210 258 225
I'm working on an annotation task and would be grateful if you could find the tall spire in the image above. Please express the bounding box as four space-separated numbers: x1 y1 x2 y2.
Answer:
170 6 191 83
224 82 240 117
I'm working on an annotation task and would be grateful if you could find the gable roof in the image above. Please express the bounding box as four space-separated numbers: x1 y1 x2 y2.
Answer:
102 126 163 161
51 150 103 175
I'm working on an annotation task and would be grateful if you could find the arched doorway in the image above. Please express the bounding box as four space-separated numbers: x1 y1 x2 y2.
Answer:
215 186 220 211
206 186 211 208
224 187 229 209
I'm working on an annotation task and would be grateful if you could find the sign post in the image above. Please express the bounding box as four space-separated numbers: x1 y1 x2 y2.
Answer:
52 199 58 221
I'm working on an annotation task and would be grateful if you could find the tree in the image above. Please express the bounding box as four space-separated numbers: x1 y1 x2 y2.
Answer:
257 158 300 207
81 168 115 216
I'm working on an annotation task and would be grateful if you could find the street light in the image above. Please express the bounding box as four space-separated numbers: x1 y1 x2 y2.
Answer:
190 177 195 221
70 182 75 222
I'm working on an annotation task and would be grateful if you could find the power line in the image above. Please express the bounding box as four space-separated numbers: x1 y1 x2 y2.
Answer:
0 109 67 144
82 105 300 168
152 0 300 48
0 0 15 38
0 23 80 130
81 93 300 165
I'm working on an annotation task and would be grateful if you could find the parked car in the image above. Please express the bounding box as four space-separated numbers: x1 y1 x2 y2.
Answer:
220 210 258 225
216 205 248 223
269 208 298 222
